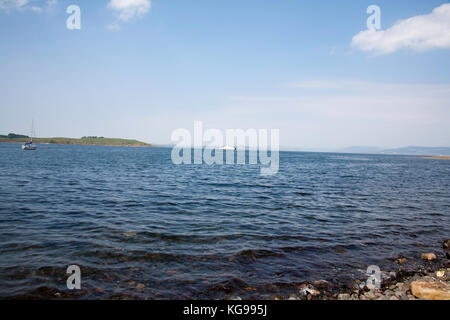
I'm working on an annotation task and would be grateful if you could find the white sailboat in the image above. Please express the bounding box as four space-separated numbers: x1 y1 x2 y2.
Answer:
22 120 37 151
219 145 236 151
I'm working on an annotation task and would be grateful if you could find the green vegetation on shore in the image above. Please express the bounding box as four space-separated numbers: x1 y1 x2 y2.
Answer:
0 134 152 147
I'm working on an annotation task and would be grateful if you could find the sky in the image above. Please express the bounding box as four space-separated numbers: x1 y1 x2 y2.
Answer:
1 0 450 149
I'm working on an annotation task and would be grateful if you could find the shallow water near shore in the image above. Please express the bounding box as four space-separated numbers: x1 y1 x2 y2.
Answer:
0 142 449 299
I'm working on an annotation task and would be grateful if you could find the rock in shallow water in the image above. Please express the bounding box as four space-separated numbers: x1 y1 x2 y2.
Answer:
136 283 145 289
124 231 137 237
410 281 450 300
312 280 330 290
443 239 450 250
421 253 437 261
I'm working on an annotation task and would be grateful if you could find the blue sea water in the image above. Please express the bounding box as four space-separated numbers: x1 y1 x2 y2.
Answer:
0 142 449 299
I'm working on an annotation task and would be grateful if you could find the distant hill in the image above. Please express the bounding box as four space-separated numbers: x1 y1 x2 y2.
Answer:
0 134 152 147
380 146 450 156
338 145 450 156
0 133 30 139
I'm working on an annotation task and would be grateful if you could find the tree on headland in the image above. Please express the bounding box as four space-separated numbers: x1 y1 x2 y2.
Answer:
5 133 29 139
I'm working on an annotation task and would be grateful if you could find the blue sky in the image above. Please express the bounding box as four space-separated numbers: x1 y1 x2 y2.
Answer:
1 0 450 148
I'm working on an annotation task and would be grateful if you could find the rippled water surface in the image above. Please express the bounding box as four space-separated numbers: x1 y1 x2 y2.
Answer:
0 143 449 299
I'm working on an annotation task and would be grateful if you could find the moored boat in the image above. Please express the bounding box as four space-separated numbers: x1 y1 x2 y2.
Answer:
22 120 37 151
22 142 37 150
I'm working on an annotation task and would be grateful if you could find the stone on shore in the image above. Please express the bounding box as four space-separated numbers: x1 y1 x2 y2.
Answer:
363 290 377 299
337 293 350 300
410 281 450 300
421 253 436 261
436 270 445 278
299 284 320 297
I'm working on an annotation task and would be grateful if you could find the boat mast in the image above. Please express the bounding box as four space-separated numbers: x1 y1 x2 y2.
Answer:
31 119 34 143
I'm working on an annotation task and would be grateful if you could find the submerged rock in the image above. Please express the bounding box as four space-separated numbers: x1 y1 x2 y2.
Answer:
124 231 137 237
443 239 450 250
410 281 450 300
136 283 145 289
395 257 407 265
421 253 437 261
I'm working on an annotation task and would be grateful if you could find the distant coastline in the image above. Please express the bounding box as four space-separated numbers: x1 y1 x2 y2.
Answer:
417 156 450 160
0 135 152 147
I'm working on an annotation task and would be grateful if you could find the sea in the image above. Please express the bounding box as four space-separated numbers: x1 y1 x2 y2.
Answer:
0 142 449 299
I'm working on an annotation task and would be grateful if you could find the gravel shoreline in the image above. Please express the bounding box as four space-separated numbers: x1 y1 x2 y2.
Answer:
234 239 450 301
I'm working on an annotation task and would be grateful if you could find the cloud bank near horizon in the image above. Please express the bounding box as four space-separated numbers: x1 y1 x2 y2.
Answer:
352 3 450 55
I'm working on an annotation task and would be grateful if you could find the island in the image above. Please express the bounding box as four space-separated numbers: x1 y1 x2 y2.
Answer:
0 134 152 147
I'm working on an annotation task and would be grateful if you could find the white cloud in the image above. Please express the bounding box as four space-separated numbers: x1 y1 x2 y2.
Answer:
352 3 450 55
30 5 41 12
0 0 56 12
0 0 29 10
107 0 151 29
46 0 56 9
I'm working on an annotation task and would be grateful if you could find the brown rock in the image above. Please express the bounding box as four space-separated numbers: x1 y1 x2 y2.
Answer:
443 239 450 249
436 270 445 278
136 283 145 289
337 293 351 300
410 281 450 300
395 282 404 291
395 257 407 265
313 280 330 290
124 231 137 237
421 253 436 261
288 294 299 300
299 284 320 296
363 291 377 299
